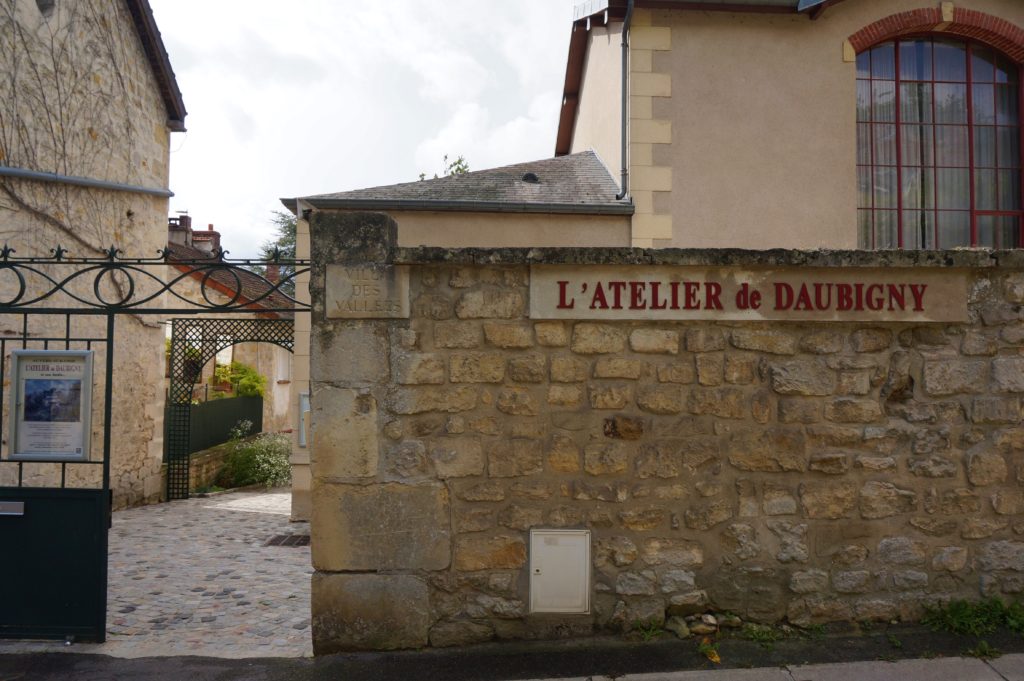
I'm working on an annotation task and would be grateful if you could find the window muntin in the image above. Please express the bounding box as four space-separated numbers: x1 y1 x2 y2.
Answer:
857 37 1022 249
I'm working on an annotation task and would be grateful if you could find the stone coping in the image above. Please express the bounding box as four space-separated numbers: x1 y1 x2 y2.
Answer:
390 246 1024 269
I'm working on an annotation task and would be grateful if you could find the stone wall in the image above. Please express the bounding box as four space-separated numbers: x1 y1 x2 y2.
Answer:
309 212 1024 653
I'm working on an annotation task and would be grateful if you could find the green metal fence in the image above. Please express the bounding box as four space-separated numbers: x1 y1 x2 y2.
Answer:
163 396 263 457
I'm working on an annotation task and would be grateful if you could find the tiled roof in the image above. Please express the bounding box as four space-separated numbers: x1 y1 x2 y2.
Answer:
166 242 292 315
285 151 633 215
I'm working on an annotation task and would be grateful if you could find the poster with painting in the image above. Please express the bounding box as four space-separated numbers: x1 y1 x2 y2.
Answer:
8 350 93 462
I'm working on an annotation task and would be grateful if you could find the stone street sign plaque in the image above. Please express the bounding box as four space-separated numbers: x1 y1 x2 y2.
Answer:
326 265 409 319
530 265 968 323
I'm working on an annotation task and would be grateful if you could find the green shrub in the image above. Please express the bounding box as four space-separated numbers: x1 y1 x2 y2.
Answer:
217 432 290 488
208 362 266 397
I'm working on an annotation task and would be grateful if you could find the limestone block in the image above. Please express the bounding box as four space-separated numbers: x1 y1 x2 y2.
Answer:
312 321 389 384
455 290 525 319
908 455 957 478
619 508 666 530
392 353 445 385
450 353 506 383
766 520 808 563
799 481 857 519
571 324 627 354
388 386 478 414
962 330 998 356
483 322 533 348
993 489 1024 515
434 321 481 348
312 483 450 571
590 385 632 409
547 385 582 407
489 439 543 477
800 331 845 354
763 485 798 516
604 415 646 440
859 481 917 519
635 443 682 479
594 357 644 379
661 570 697 594
962 519 1008 539
534 321 569 347
658 361 696 384
456 509 495 533
641 538 703 567
808 451 849 474
877 537 927 566
979 540 1024 571
594 536 639 568
689 387 745 418
909 517 958 536
696 353 724 386
836 370 871 396
384 441 430 479
770 359 836 396
790 570 829 594
311 387 378 480
616 571 657 596
551 356 588 382
429 438 484 478
629 329 679 354
497 504 544 531
850 329 892 353
922 359 988 395
972 397 1022 424
684 498 733 530
496 388 538 416
637 385 685 414
832 570 871 594
778 399 821 424
933 547 968 571
454 535 527 570
584 442 629 475
457 481 505 502
731 328 798 355
825 398 883 423
967 450 1008 486
508 355 546 383
312 573 430 653
722 523 760 560
724 355 757 385
686 328 725 352
727 429 806 472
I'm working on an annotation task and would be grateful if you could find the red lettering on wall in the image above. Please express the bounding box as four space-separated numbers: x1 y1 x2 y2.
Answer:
557 281 575 309
608 281 626 309
909 284 927 311
629 281 646 309
774 283 793 310
866 284 884 311
705 282 723 310
684 282 700 310
650 281 667 310
590 282 608 309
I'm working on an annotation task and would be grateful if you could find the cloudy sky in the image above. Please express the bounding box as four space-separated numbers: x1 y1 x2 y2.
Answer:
148 1 578 258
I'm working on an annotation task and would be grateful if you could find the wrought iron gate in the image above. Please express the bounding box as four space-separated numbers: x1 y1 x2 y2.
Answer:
0 245 308 642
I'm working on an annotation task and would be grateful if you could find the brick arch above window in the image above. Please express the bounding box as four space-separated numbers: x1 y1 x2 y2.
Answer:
848 8 1024 64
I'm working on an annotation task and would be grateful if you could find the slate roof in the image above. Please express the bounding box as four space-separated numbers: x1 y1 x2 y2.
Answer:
166 242 292 316
125 0 187 131
283 151 633 215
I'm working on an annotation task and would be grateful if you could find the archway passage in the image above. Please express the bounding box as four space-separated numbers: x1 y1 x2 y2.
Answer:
166 317 295 500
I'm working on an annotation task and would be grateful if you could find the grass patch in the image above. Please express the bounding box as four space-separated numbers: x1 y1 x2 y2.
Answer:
964 640 1001 659
922 598 1024 637
631 620 663 642
741 623 782 650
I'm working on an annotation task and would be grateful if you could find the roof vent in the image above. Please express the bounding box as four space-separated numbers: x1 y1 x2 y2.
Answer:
522 172 539 184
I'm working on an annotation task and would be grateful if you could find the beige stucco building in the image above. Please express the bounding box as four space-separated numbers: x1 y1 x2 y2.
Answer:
0 0 186 509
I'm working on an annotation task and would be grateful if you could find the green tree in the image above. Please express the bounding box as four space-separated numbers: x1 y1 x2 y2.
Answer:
419 154 469 181
253 210 296 296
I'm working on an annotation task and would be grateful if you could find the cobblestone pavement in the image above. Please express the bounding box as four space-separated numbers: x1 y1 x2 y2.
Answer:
0 489 313 658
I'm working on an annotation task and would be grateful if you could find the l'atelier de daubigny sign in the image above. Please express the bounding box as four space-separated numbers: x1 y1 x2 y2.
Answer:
530 265 968 322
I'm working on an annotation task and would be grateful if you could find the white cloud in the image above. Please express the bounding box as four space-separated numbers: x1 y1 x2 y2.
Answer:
150 0 576 257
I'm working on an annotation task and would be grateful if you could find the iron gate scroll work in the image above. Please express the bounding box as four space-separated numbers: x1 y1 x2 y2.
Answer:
0 245 308 642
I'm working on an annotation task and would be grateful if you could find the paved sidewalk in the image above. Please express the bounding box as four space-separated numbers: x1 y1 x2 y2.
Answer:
0 488 312 658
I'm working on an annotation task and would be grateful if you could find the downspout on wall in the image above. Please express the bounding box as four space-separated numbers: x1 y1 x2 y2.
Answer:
615 0 634 201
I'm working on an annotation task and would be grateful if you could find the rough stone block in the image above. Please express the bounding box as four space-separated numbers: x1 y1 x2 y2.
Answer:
384 440 430 479
696 353 724 386
311 387 379 480
388 386 478 414
604 415 646 440
483 322 533 348
933 547 968 571
551 356 588 383
770 359 836 396
686 328 725 352
967 449 1008 486
689 387 745 419
497 504 544 531
584 442 629 475
731 328 798 355
450 353 506 383
728 429 806 472
877 537 927 566
496 388 538 416
312 482 450 571
508 355 546 383
763 485 798 515
594 357 644 379
534 321 569 347
979 541 1024 571
923 359 988 395
685 498 733 530
973 397 1022 424
570 324 627 354
825 398 883 423
312 573 429 653
454 535 527 570
657 361 696 384
434 321 481 348
455 290 525 319
778 399 821 424
590 385 632 409
547 434 581 473
995 358 1024 393
429 438 484 478
635 443 681 479
637 385 685 414
489 439 543 477
724 355 757 385
799 481 857 519
850 328 892 353
547 385 582 406
641 538 703 567
859 480 917 519
800 331 844 354
790 570 829 594
619 508 667 530
629 329 679 354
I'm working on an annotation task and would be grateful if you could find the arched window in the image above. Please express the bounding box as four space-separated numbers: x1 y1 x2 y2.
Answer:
857 37 1022 249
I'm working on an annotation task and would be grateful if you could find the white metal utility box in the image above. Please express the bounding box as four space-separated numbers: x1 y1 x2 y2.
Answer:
529 529 591 614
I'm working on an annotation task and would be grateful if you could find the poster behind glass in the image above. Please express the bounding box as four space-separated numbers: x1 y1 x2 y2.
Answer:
8 350 94 462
